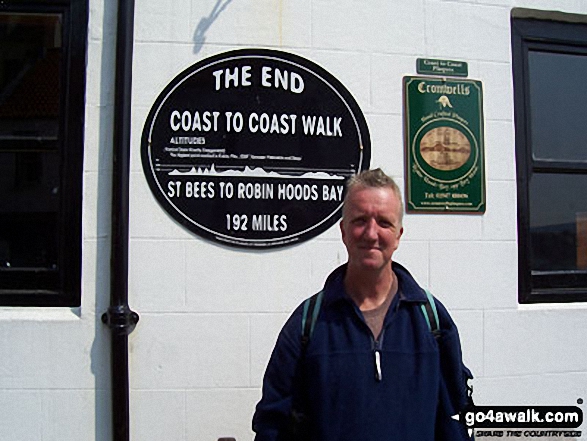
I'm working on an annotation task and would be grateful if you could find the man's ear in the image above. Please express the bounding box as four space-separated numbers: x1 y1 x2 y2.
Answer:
339 219 345 241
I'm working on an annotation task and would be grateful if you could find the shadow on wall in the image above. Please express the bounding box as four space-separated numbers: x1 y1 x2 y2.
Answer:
193 0 234 54
89 0 118 438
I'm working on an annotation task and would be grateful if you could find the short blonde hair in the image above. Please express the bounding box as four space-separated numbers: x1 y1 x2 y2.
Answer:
343 168 404 224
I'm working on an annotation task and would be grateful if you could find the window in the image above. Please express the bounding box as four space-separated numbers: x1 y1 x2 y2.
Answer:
512 9 587 303
0 1 87 306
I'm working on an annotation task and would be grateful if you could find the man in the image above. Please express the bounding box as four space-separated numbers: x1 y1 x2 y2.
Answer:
253 168 472 441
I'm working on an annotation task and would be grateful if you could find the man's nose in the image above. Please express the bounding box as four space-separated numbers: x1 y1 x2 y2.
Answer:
363 219 378 240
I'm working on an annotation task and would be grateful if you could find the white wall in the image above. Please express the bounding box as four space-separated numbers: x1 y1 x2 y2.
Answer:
0 0 116 439
2 0 587 440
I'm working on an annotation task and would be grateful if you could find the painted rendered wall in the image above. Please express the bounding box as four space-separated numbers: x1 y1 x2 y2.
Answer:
1 0 587 440
0 0 116 439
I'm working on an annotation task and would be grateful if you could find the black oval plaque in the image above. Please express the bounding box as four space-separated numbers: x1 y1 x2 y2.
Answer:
141 49 370 248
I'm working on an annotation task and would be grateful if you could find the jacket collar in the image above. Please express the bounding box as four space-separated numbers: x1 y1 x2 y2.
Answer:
322 261 428 307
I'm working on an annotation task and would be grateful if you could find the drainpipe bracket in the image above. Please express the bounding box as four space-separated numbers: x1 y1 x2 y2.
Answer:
102 305 140 336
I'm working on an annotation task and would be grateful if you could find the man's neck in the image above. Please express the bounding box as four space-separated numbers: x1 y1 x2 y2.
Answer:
344 263 397 311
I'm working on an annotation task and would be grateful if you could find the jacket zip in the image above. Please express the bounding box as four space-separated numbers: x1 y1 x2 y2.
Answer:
370 296 399 382
372 329 385 382
349 295 395 383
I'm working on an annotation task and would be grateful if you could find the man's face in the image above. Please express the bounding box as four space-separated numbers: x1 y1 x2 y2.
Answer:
340 186 404 272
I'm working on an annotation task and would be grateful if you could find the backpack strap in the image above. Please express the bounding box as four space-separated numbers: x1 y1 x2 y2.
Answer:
289 290 324 436
301 290 324 348
301 288 440 345
420 289 441 339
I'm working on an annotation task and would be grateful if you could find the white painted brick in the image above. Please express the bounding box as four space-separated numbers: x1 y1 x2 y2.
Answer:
280 0 313 48
85 40 115 108
0 318 101 389
308 239 348 287
450 310 485 378
312 0 426 55
82 106 100 172
306 51 371 112
402 213 483 241
131 390 185 441
130 105 149 174
394 240 430 288
46 322 108 389
130 40 252 112
135 0 193 43
87 0 104 42
368 114 405 178
482 180 517 241
190 0 283 48
485 308 587 377
40 390 110 441
474 371 587 407
478 62 514 122
81 238 111 315
477 0 516 7
84 104 114 173
184 240 316 313
129 171 195 240
509 0 581 13
186 388 260 441
429 241 518 310
131 43 204 109
250 313 290 387
485 119 516 181
311 2 370 52
371 54 415 115
132 48 257 170
129 240 186 312
464 59 482 80
0 390 41 440
88 0 116 44
425 3 511 63
83 171 112 240
130 313 249 389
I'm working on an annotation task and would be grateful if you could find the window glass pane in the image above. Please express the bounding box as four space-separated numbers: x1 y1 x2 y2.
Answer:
0 151 59 268
0 13 62 271
528 50 587 162
0 13 62 150
529 173 587 272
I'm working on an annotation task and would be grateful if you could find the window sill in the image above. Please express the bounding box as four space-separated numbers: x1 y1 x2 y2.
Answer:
0 306 81 321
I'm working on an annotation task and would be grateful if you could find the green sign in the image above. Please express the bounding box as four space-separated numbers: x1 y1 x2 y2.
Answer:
417 58 468 77
403 76 485 213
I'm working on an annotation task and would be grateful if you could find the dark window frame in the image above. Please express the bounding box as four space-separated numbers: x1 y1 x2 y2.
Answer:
0 0 87 306
512 9 587 303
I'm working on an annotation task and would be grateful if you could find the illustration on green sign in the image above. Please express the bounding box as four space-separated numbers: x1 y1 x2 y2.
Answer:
403 76 485 213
